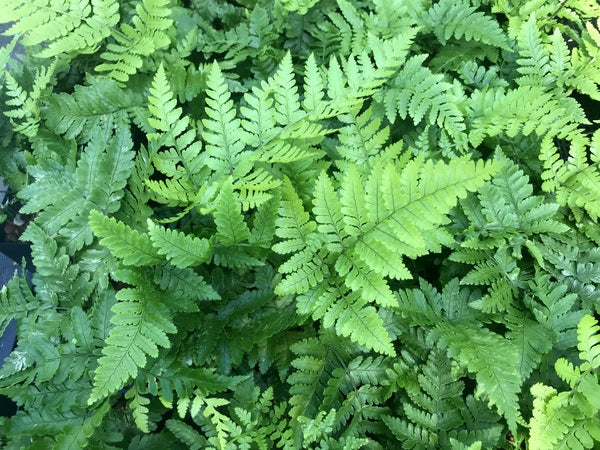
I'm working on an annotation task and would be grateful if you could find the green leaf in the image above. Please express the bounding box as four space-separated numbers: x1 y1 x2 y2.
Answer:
433 323 521 431
89 210 161 266
147 220 212 268
214 179 251 246
89 275 176 404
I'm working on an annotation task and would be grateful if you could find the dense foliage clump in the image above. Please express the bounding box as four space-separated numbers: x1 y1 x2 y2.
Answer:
0 0 599 448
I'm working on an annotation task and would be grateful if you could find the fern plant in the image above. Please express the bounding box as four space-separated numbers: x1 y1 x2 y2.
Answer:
528 315 600 449
0 0 599 448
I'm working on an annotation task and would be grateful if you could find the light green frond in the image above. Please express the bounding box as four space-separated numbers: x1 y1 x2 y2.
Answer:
467 86 588 146
146 178 199 208
339 165 368 237
313 171 348 252
540 131 600 221
203 62 251 178
273 52 304 126
273 177 316 254
322 288 395 356
213 179 251 246
336 107 392 170
423 0 509 49
4 64 55 137
577 314 600 369
89 210 161 266
433 323 522 432
89 271 176 404
147 220 212 268
125 385 151 433
148 64 184 135
335 253 397 307
278 157 498 353
303 53 325 117
275 252 327 295
528 315 600 450
384 54 467 145
241 64 323 165
96 0 172 82
516 14 552 88
146 64 208 216
278 0 319 15
0 0 119 58
234 167 280 210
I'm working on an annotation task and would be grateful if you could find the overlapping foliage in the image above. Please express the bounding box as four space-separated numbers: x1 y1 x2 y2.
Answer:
0 0 599 448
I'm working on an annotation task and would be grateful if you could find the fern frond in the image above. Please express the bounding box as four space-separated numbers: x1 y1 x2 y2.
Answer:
288 331 390 427
577 314 600 370
89 210 161 266
467 86 588 146
0 0 119 58
249 192 280 248
528 315 600 450
89 270 176 404
146 64 209 216
278 0 319 15
383 414 438 448
0 272 38 336
273 52 304 126
0 36 18 81
125 385 151 433
20 222 92 306
46 78 144 142
529 273 583 351
234 168 280 210
303 53 325 117
4 64 55 137
213 179 251 246
336 107 396 171
96 0 172 82
166 419 207 449
540 131 600 221
384 55 467 145
325 290 396 355
147 220 212 269
241 62 323 166
423 0 509 49
153 264 220 307
457 61 508 90
398 280 521 431
17 123 134 254
451 157 569 311
505 309 554 380
278 157 498 353
433 322 521 432
516 14 553 88
203 62 251 178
